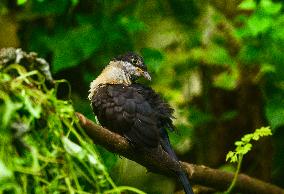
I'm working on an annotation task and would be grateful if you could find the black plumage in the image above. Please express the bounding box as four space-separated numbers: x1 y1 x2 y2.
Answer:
92 84 163 148
89 52 194 194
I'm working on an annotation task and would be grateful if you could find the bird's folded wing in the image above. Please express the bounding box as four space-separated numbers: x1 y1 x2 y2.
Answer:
91 84 160 148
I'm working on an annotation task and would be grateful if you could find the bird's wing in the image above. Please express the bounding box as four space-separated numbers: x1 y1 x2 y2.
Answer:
132 83 176 131
91 84 160 148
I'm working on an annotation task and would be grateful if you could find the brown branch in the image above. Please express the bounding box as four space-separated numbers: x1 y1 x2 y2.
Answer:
76 112 284 194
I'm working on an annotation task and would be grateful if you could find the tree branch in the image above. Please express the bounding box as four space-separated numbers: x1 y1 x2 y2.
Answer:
76 112 284 194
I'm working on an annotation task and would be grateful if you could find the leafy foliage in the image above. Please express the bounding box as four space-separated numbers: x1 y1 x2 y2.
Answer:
1 0 284 191
46 25 102 73
0 59 144 193
225 126 272 193
226 127 272 163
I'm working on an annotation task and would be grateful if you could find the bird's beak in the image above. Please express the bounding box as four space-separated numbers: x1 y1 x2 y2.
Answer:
142 71 151 81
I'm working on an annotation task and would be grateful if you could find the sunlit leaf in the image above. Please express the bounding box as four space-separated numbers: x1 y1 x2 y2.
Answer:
238 0 256 10
260 0 282 15
21 90 41 119
17 0 27 5
226 127 272 163
88 155 105 171
0 160 13 180
213 69 238 90
119 17 147 33
71 0 79 6
241 134 253 142
204 45 235 66
234 141 244 146
247 15 272 36
226 151 234 162
260 63 275 74
62 137 86 160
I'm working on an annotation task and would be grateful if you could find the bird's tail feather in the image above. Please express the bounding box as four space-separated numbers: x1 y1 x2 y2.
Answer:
177 170 194 194
160 128 194 194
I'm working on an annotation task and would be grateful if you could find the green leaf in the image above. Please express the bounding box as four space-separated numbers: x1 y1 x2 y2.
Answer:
0 160 13 180
256 127 272 136
238 0 256 10
204 45 235 66
238 44 262 64
119 17 147 33
242 143 252 154
0 92 23 129
213 71 238 90
190 45 235 66
260 63 276 74
188 107 213 127
21 90 41 119
226 151 235 162
62 137 86 160
71 0 79 6
47 25 102 73
31 0 69 15
247 14 272 36
17 0 27 5
141 48 164 73
235 141 244 146
265 98 284 129
252 135 259 140
260 0 282 15
241 134 253 142
88 155 105 171
231 155 238 163
226 127 272 164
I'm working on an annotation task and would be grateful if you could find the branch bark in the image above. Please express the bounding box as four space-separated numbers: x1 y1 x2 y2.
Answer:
76 112 284 194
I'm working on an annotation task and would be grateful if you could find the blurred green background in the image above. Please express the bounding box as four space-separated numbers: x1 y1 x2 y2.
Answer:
1 0 284 193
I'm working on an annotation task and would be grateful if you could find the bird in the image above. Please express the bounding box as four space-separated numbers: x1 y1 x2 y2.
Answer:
88 52 194 194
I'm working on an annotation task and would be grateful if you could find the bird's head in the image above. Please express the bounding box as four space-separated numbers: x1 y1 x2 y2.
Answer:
113 52 151 81
88 52 151 100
